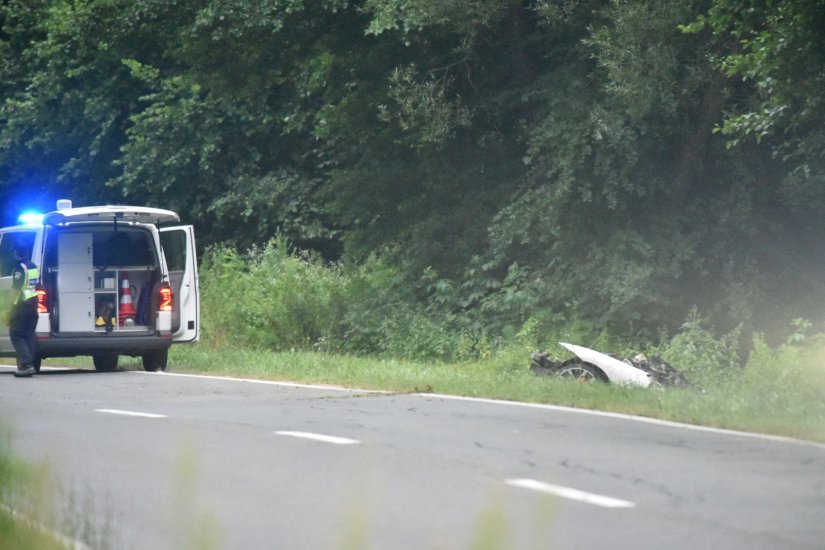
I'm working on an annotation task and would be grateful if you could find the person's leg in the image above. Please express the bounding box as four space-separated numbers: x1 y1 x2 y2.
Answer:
10 302 36 374
22 301 38 364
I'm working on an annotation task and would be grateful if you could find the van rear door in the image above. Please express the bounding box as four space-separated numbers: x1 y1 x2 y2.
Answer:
159 226 199 342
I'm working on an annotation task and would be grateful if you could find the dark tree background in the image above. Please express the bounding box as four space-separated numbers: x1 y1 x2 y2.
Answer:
2 0 823 343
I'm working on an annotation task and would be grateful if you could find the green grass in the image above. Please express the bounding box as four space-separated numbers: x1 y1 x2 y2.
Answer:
155 337 825 444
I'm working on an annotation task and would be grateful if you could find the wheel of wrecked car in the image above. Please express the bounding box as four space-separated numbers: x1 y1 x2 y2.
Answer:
558 362 603 384
142 349 168 372
92 354 119 371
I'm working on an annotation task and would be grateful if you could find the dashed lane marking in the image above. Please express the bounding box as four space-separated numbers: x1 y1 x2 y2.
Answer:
506 478 636 509
275 430 360 445
95 409 167 418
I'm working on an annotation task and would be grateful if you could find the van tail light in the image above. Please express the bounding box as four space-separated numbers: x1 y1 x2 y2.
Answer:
36 286 48 314
159 284 173 312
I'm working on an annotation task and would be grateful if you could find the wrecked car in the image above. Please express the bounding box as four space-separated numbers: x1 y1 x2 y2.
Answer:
530 342 691 388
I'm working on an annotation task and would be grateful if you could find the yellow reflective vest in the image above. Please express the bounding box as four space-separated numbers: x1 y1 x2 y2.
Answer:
15 262 39 303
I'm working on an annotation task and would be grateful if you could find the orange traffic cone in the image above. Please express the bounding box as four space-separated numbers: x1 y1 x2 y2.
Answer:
119 273 137 326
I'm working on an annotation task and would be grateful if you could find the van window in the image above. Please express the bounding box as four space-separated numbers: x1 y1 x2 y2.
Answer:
160 230 187 271
0 231 36 277
92 229 156 268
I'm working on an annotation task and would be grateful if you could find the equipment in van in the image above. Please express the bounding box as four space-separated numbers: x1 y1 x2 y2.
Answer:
0 199 199 373
95 299 116 332
118 273 137 327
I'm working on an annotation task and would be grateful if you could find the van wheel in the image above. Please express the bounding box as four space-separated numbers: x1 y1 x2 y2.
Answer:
93 354 119 371
142 349 168 372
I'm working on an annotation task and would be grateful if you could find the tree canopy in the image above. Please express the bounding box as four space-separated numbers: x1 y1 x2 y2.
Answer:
2 0 823 343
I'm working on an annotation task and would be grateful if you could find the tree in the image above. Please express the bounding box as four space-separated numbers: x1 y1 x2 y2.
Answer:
114 1 373 251
0 0 187 223
681 0 825 335
685 1 825 172
474 0 823 339
2 0 822 345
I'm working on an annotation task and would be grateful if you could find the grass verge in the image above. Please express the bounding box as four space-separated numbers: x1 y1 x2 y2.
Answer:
154 337 825 444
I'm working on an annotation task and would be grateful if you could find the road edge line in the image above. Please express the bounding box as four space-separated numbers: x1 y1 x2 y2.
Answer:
127 370 825 449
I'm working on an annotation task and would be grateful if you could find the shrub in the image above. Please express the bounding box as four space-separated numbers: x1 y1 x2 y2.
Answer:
655 311 741 387
200 240 341 350
200 239 459 360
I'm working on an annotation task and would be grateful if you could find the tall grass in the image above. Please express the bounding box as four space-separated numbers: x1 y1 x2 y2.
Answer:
200 239 457 360
200 239 639 362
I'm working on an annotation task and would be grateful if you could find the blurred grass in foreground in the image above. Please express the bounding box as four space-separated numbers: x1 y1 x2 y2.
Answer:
0 427 67 550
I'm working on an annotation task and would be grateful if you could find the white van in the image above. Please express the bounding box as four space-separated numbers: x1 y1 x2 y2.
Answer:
0 200 199 372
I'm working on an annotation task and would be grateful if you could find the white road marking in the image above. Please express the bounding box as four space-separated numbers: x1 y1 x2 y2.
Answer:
153 371 378 393
275 430 360 445
95 409 167 418
506 478 636 509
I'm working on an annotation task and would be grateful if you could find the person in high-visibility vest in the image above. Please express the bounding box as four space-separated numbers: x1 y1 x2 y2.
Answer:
9 244 39 377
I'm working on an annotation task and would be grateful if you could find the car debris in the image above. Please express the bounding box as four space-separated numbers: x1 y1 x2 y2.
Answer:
530 342 691 388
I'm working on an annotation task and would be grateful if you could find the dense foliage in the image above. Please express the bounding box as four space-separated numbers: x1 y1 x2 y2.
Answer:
2 0 824 353
200 239 477 361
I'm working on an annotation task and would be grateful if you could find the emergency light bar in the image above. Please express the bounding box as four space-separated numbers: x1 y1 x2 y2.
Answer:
17 212 44 225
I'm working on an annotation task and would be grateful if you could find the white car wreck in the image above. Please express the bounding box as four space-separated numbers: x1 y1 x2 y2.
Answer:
530 342 691 388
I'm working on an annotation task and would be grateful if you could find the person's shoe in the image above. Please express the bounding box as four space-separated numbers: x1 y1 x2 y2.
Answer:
13 365 36 377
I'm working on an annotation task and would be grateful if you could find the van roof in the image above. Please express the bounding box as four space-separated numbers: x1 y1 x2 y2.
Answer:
43 205 180 226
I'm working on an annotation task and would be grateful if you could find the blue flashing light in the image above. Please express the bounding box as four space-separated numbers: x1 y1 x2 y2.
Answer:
17 212 44 225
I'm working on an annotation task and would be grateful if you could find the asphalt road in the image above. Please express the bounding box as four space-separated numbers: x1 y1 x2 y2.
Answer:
1 365 823 550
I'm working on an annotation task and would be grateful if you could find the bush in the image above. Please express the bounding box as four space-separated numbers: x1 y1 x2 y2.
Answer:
655 311 741 387
741 334 825 432
200 240 340 350
200 239 459 360
202 241 796 376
